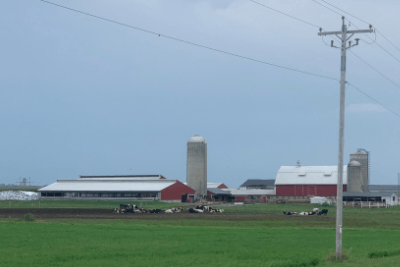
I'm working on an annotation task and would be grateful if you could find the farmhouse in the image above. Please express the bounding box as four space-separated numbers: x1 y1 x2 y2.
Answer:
275 166 347 197
38 176 195 201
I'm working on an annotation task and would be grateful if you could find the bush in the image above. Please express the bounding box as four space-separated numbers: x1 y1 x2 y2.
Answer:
20 213 35 222
275 258 320 267
325 250 350 262
368 249 400 258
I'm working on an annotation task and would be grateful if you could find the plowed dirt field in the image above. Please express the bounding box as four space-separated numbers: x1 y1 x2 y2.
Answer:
0 208 335 222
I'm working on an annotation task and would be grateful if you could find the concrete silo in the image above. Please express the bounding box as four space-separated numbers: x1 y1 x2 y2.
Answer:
186 135 207 199
347 160 363 193
350 149 369 192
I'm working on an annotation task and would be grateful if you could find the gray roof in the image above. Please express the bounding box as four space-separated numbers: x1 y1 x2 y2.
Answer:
207 188 231 195
369 185 400 192
343 191 396 197
240 179 275 188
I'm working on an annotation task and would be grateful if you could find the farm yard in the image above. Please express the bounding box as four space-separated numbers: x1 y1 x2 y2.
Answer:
1 201 400 266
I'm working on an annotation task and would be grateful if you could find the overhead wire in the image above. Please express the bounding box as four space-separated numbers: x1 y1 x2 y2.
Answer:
39 0 338 81
347 50 400 89
249 0 320 28
348 82 400 118
40 0 400 118
250 0 400 117
312 0 400 63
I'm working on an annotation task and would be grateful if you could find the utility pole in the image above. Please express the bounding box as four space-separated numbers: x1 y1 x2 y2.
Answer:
318 17 373 259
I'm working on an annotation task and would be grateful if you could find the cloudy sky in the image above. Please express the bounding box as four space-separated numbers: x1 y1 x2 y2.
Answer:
1 0 399 187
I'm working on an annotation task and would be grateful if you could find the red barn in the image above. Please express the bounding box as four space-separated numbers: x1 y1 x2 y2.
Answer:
275 166 347 197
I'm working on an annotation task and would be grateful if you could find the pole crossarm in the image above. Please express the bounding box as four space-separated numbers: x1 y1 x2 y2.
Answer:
318 29 373 36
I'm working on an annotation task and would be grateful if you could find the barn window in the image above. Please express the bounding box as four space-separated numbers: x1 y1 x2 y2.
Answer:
393 196 396 202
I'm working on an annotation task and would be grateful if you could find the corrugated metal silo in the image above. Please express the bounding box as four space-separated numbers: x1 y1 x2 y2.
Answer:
186 135 207 198
347 160 363 192
350 149 369 192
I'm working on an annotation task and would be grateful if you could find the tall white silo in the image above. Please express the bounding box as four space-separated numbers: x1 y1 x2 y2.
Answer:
187 135 207 198
347 160 363 192
350 149 369 192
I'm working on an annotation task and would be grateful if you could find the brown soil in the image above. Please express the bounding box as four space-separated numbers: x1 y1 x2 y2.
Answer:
0 209 334 222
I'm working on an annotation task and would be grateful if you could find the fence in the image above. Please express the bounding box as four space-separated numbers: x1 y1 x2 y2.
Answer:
343 201 389 208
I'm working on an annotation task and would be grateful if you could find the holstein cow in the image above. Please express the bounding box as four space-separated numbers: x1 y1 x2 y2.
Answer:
317 209 329 216
313 208 319 213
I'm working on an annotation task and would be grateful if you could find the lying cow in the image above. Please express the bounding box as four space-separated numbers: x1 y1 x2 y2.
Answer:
317 209 328 216
189 208 204 213
313 208 319 213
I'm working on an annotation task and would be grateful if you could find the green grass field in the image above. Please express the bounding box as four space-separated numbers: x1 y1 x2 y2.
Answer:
1 202 400 266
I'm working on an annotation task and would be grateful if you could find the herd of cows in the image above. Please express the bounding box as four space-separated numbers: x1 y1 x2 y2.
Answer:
113 204 328 217
112 204 224 214
283 208 329 216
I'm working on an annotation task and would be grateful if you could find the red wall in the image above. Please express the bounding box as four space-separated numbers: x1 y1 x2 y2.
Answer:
161 181 196 200
218 183 228 189
276 185 347 197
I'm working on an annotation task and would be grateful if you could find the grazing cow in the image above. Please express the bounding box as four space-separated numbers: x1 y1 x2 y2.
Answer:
313 208 319 213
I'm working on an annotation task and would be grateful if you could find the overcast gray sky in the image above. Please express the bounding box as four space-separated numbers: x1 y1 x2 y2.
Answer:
1 0 399 187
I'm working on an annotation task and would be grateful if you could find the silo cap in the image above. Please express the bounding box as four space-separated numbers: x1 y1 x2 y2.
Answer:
348 160 361 167
188 135 206 143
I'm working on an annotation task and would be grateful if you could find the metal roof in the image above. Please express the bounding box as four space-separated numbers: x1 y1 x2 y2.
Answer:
275 166 347 185
239 179 275 188
369 185 400 193
78 175 165 180
207 188 231 195
223 189 276 196
343 191 397 197
38 179 177 192
207 183 225 188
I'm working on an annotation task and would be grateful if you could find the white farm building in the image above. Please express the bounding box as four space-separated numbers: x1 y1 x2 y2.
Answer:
38 175 195 201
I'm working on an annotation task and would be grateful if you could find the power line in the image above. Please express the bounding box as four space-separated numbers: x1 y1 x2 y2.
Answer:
40 0 338 81
311 0 342 17
40 1 400 121
313 0 400 63
376 29 400 54
348 49 400 89
319 0 369 25
248 1 338 52
249 0 320 28
249 0 400 118
348 82 400 118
